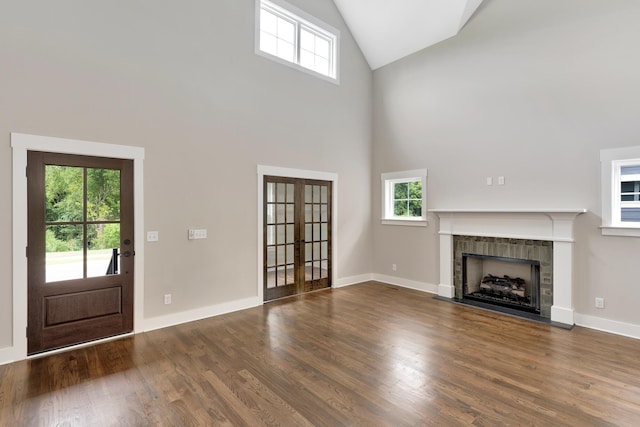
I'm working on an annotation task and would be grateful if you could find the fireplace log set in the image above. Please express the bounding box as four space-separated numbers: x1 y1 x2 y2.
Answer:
479 274 526 299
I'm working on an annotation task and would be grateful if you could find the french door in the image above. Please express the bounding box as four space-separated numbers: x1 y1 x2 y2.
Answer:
264 176 332 301
27 151 134 355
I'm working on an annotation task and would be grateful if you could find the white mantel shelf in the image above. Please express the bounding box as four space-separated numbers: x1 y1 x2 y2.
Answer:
431 208 587 326
430 208 588 214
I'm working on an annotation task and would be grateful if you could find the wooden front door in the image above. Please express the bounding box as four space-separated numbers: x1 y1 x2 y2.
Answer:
264 177 332 301
27 151 134 355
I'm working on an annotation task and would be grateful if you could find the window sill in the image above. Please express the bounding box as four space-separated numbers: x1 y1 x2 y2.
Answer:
601 225 640 237
381 218 428 227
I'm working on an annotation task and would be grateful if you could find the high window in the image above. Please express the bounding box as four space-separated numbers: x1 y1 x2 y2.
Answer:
381 169 428 226
256 0 339 82
600 146 640 236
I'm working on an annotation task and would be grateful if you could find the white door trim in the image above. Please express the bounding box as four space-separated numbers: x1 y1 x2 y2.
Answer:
9 133 145 363
257 165 338 302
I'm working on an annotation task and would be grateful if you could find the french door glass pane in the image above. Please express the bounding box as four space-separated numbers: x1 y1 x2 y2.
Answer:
266 182 276 203
46 224 83 282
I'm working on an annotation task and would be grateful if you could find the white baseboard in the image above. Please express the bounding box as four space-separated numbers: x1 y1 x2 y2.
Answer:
334 274 374 288
371 274 438 294
574 313 640 340
142 296 262 333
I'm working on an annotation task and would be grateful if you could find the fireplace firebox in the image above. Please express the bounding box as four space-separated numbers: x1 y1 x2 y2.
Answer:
462 253 541 314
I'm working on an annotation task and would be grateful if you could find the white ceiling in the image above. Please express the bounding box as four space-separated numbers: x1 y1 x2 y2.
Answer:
332 0 484 70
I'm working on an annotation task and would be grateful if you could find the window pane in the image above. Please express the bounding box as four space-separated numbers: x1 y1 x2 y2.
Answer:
277 17 295 43
286 244 294 264
285 265 295 285
276 204 285 223
260 9 278 35
87 168 120 222
266 267 276 288
300 28 314 52
315 57 329 76
316 37 330 59
286 183 295 202
305 242 312 262
394 200 408 216
267 246 276 267
286 203 294 222
266 182 276 203
394 183 408 199
409 200 422 217
266 204 275 224
276 183 285 203
300 49 315 70
46 165 84 222
276 225 285 244
46 224 83 283
321 205 328 222
305 185 313 203
277 246 285 265
621 208 640 222
277 40 294 62
409 181 422 199
260 31 278 56
286 224 294 244
313 186 321 203
321 223 327 240
321 186 328 203
267 225 275 245
87 223 120 278
621 165 640 175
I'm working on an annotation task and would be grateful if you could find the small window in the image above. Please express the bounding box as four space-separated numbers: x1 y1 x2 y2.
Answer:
381 169 428 226
256 0 339 83
600 146 640 236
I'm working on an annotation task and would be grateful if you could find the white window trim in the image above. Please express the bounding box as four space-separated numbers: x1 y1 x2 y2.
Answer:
381 169 428 227
600 145 640 237
255 0 340 84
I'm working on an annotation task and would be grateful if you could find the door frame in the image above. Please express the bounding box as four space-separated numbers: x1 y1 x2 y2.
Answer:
257 165 338 303
11 133 145 361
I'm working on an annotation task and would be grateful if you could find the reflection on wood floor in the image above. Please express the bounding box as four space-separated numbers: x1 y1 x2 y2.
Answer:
266 266 329 288
1 282 640 426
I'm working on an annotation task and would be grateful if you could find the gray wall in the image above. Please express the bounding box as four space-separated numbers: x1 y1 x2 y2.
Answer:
372 0 640 325
0 0 373 348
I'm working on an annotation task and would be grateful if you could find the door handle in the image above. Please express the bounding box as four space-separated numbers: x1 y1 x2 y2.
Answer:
295 240 306 244
121 251 134 257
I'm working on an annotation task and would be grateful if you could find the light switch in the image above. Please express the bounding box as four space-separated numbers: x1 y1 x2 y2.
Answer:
188 229 207 240
498 176 505 185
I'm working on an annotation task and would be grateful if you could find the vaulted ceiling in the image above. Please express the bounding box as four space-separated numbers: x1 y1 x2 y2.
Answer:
332 0 485 70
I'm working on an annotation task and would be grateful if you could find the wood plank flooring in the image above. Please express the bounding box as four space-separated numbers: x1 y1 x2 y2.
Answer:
2 281 640 426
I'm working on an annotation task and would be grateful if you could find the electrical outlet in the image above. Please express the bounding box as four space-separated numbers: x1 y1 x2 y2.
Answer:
498 176 505 185
164 294 172 305
147 231 159 242
595 297 604 309
392 263 397 271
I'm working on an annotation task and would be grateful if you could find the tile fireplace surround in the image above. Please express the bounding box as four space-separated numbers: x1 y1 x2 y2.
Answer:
430 209 587 326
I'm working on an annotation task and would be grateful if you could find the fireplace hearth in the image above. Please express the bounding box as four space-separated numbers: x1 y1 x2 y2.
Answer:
462 253 540 314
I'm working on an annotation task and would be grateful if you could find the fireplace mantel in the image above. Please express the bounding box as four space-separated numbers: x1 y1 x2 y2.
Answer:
430 208 587 326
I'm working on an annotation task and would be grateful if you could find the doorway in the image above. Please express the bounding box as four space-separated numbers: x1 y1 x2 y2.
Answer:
26 151 134 355
263 176 332 301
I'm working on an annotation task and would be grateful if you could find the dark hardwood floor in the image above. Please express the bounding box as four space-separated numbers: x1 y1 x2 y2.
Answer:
2 281 640 426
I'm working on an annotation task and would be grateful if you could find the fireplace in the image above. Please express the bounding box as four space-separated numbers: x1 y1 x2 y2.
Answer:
462 253 540 314
454 235 552 317
430 209 587 326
